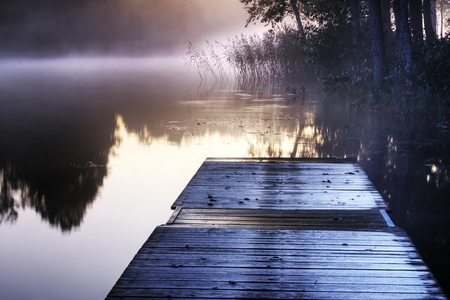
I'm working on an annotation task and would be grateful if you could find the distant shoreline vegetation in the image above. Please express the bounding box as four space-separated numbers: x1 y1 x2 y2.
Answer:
187 22 450 121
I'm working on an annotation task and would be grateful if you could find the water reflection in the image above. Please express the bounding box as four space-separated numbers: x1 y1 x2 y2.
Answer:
118 83 363 160
357 123 450 291
0 100 117 231
0 59 127 231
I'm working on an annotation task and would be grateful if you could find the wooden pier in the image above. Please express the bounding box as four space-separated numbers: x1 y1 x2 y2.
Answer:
106 158 447 299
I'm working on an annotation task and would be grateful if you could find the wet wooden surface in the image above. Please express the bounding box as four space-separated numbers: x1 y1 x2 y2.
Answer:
170 208 392 230
171 158 388 210
106 158 447 299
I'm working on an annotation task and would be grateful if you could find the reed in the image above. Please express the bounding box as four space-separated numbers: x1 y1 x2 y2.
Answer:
185 24 312 85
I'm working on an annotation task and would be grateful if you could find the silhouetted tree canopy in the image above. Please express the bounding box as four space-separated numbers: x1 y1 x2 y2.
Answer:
232 0 450 117
240 0 305 37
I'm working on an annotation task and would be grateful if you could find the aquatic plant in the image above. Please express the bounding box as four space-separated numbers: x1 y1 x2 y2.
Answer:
186 24 313 86
185 41 218 82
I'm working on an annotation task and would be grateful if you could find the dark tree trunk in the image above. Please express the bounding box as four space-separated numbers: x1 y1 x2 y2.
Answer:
424 0 437 42
431 0 437 30
440 0 444 38
350 0 362 50
289 0 305 38
380 0 392 38
368 0 387 88
393 0 413 68
409 0 423 44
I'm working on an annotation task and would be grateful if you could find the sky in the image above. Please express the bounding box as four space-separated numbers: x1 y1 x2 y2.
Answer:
0 0 267 56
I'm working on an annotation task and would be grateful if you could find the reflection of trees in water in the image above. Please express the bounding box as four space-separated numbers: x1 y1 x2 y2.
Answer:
357 120 450 293
244 102 362 159
0 163 107 231
117 78 361 160
1 163 19 224
189 74 309 103
0 108 118 232
357 123 450 225
117 79 287 146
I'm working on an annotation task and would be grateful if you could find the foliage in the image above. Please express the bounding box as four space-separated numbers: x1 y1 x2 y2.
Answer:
330 36 450 120
240 0 299 27
188 0 450 121
302 0 350 26
409 37 450 119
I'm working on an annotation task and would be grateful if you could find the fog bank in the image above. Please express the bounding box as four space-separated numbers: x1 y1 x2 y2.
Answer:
0 0 265 57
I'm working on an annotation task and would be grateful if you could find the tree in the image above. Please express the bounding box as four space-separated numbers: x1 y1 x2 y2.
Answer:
349 0 362 49
368 0 387 88
240 0 305 37
380 0 392 38
393 0 413 68
438 0 449 37
424 0 438 42
290 0 304 37
409 0 424 44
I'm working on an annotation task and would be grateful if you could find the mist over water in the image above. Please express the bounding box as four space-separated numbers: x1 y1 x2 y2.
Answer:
1 1 449 299
0 0 266 57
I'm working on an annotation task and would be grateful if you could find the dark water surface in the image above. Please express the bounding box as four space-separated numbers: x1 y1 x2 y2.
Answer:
0 57 449 299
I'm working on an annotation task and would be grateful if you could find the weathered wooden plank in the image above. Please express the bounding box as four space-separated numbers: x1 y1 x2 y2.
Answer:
380 209 396 228
107 288 447 300
127 260 428 276
138 245 417 254
149 226 408 241
131 253 425 265
172 218 387 225
159 223 407 236
135 235 416 247
198 159 361 172
138 235 418 250
134 251 422 262
174 208 383 216
120 266 435 280
108 280 444 293
166 206 182 224
138 243 416 252
145 238 411 246
178 187 384 197
117 270 438 284
136 231 416 248
168 222 389 231
143 237 413 247
185 171 373 180
205 157 359 163
173 214 387 222
173 190 387 210
184 173 375 184
170 208 390 231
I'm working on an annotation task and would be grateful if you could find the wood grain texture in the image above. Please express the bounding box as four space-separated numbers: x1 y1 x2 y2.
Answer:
171 159 387 210
106 159 447 299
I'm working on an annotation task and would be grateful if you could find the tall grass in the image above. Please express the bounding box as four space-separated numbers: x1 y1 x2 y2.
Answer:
185 25 313 85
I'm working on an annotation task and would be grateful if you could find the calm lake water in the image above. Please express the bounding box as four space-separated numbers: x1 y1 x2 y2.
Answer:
0 57 449 299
